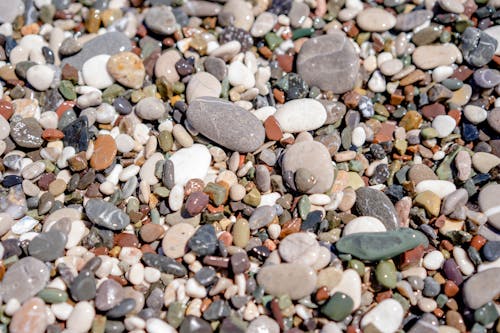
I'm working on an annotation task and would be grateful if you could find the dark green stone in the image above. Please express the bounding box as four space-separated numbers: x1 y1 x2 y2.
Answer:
37 288 68 303
321 292 353 321
335 228 429 261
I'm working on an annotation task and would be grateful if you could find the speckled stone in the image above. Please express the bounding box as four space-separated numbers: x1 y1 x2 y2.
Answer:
85 198 130 230
354 187 399 230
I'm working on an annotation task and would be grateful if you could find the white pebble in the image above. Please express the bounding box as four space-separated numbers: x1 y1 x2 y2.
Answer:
464 105 487 124
168 184 184 212
432 115 456 138
185 278 207 298
66 301 95 333
352 126 366 147
453 247 474 276
146 318 176 333
82 54 114 89
26 64 55 91
228 61 255 89
432 66 454 82
423 250 445 270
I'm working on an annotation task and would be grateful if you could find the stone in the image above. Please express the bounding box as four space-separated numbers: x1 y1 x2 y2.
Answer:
251 12 277 37
484 25 500 56
361 299 404 333
279 232 321 266
181 1 221 16
107 51 145 89
412 44 461 69
162 223 195 258
487 108 500 134
186 72 222 103
228 61 255 89
26 64 55 91
220 0 254 31
0 257 50 303
187 97 265 153
463 268 500 309
329 269 362 310
438 0 464 13
85 198 130 230
82 54 115 89
297 31 359 94
204 57 227 81
95 279 124 311
472 152 500 173
135 97 166 120
90 135 117 170
479 184 500 229
460 27 497 67
247 316 279 333
180 316 213 333
274 99 327 133
282 141 334 194
432 115 457 138
256 263 317 300
354 187 399 230
155 50 182 83
395 10 433 31
335 228 429 261
9 297 47 333
473 69 500 89
357 8 396 32
0 0 23 24
66 301 95 333
62 117 89 152
70 270 96 301
145 5 177 35
343 216 387 236
188 225 217 256
415 180 456 198
321 292 354 321
248 205 276 230
414 191 441 217
10 118 44 148
28 231 66 261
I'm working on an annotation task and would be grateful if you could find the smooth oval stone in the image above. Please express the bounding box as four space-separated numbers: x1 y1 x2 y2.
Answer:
186 72 222 103
479 184 500 230
297 31 359 94
279 232 321 266
142 253 188 277
415 180 456 199
188 224 218 256
221 0 254 31
85 198 130 230
274 99 327 133
70 270 96 301
329 269 362 310
356 8 396 32
162 223 196 258
395 9 432 31
181 1 221 16
282 141 334 194
463 268 500 309
180 315 213 333
361 299 404 333
248 205 276 230
487 108 500 134
28 230 66 261
187 97 265 153
0 257 50 303
155 50 182 83
484 25 500 56
354 187 399 230
251 12 277 37
335 228 429 261
145 5 177 35
256 263 317 300
169 144 211 186
106 298 136 318
343 216 387 236
473 68 500 88
9 297 48 333
95 279 124 311
412 44 461 69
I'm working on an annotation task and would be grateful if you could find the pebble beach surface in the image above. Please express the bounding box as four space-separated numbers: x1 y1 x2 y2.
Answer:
0 0 498 332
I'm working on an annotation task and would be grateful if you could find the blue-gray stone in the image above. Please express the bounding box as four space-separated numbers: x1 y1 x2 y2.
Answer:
482 241 500 262
460 27 498 67
423 277 440 297
0 257 50 303
355 187 399 230
188 225 217 256
474 69 500 89
28 230 67 262
85 199 130 231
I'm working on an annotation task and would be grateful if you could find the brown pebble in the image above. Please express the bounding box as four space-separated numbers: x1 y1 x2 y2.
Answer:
114 233 140 247
185 191 209 216
90 135 117 171
444 280 459 297
422 103 446 120
264 116 283 141
48 179 67 196
0 100 14 120
68 152 88 172
38 173 56 191
140 223 165 243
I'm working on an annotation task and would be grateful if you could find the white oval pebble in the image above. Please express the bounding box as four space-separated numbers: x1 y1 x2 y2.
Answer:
170 144 212 186
82 54 114 89
228 61 255 89
361 299 404 333
464 105 487 124
274 99 327 133
26 64 55 91
423 250 445 270
343 216 387 236
330 269 362 310
453 247 474 276
66 301 95 333
146 318 176 333
415 180 457 198
168 184 184 211
432 115 456 138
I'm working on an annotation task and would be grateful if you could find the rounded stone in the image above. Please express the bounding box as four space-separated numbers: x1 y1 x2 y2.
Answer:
90 134 117 170
9 297 48 333
26 64 55 91
162 223 196 259
95 279 124 311
274 99 327 133
279 232 321 266
186 72 222 104
82 54 114 89
0 257 50 303
297 31 359 94
256 263 317 300
135 97 166 121
356 8 396 32
107 51 145 89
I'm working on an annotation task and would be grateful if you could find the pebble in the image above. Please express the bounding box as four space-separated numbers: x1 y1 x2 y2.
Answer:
282 141 334 194
251 12 277 37
0 257 50 303
423 250 445 270
415 180 457 199
297 31 359 93
484 25 500 56
472 152 500 173
169 144 211 186
90 134 117 170
279 232 321 266
356 8 396 32
343 216 387 236
395 10 433 31
438 0 464 13
412 44 461 69
85 198 130 230
361 299 404 333
256 263 317 300
66 301 95 333
274 99 327 133
432 115 457 138
330 269 362 310
248 205 276 230
28 230 66 261
26 65 54 91
463 268 500 309
162 223 195 258
107 51 145 89
145 5 177 35
228 61 255 89
354 187 399 230
187 97 265 153
82 54 115 89
9 297 47 333
478 184 500 229
336 228 429 261
460 27 497 67
186 72 222 103
95 279 124 311
248 316 280 333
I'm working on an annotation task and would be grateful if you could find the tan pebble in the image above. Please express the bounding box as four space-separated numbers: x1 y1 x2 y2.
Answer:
106 51 145 89
9 297 48 333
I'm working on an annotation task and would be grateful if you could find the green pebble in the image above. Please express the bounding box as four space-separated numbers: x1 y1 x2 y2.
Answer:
372 114 387 122
336 228 429 261
348 259 365 277
172 81 185 95
467 246 482 266
392 107 407 119
392 292 410 312
440 30 451 43
474 302 499 326
243 187 261 207
421 127 439 139
91 315 106 333
394 139 407 155
278 295 293 310
376 260 398 289
158 130 174 152
455 20 473 33
471 323 487 333
349 160 363 172
150 208 160 224
154 187 170 197
39 5 56 23
155 160 164 179
37 288 68 303
298 195 311 220
436 146 463 180
436 294 448 308
264 32 283 50
321 292 354 321
292 28 315 40
127 197 140 213
442 78 463 91
102 84 126 104
167 302 185 328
